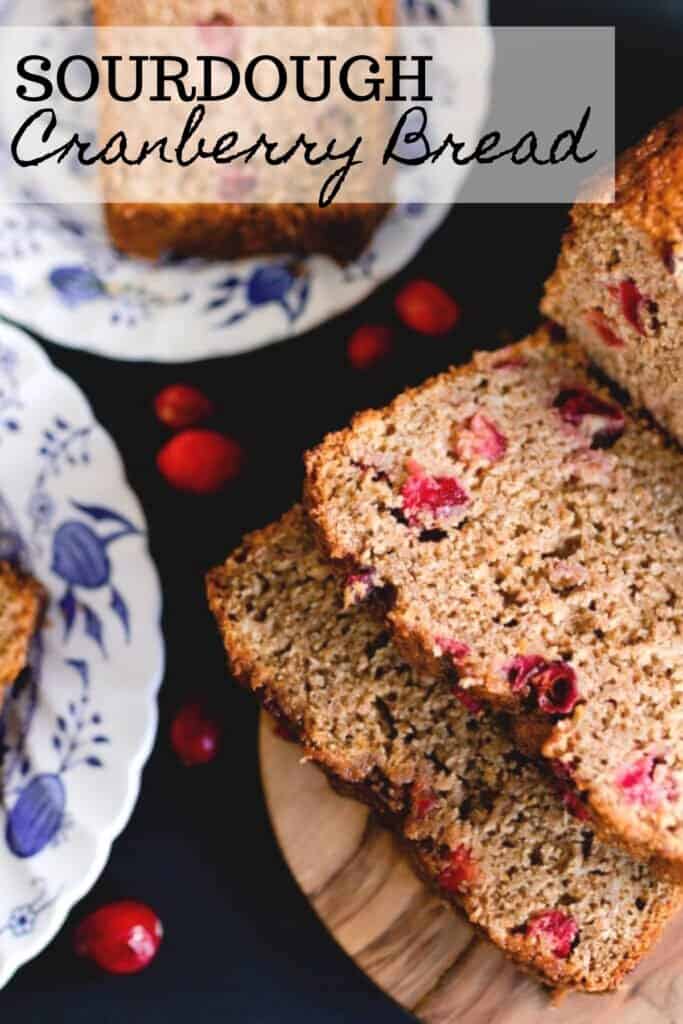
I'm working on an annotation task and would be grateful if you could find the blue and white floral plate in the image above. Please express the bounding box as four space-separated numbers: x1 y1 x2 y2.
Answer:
0 0 490 362
0 319 163 986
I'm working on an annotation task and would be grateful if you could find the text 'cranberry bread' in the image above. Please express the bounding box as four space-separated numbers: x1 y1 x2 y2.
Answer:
304 329 683 875
543 108 683 444
0 562 43 702
206 507 682 993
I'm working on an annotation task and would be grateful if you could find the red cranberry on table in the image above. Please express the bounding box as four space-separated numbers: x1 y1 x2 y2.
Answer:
171 701 222 766
157 429 244 494
154 384 214 431
75 901 163 974
395 279 461 335
347 325 393 370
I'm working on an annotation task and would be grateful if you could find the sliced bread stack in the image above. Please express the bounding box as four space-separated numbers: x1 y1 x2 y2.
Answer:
207 505 682 993
207 112 683 994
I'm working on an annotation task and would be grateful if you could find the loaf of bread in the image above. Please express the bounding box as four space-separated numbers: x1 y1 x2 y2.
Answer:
94 0 392 262
207 506 682 993
304 328 683 876
543 108 683 444
0 562 43 702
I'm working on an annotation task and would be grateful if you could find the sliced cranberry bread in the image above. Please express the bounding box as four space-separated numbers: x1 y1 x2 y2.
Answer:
206 507 682 993
304 328 683 875
94 0 392 263
0 562 43 701
543 108 683 444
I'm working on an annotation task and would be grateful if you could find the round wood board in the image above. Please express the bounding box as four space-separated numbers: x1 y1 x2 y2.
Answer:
259 713 683 1023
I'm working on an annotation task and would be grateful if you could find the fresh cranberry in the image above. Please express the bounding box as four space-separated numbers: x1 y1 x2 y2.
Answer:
347 325 393 370
154 384 214 430
395 280 461 336
615 278 647 335
525 909 578 958
401 462 468 527
535 662 580 715
75 901 163 974
411 780 438 818
553 388 625 448
170 701 222 766
584 309 624 349
549 760 590 821
615 750 678 808
504 656 579 716
453 412 507 464
438 846 477 893
157 430 244 494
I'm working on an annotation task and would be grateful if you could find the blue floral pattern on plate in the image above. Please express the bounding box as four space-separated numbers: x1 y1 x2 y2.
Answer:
0 0 490 362
0 321 163 986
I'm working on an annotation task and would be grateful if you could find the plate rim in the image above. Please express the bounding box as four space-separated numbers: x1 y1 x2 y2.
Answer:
0 318 164 988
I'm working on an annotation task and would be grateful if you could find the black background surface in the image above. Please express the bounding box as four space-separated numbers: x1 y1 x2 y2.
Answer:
2 1 681 1020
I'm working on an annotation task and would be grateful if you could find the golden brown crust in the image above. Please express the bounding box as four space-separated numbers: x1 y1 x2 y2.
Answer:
544 108 683 318
104 202 389 263
0 562 44 699
574 107 683 250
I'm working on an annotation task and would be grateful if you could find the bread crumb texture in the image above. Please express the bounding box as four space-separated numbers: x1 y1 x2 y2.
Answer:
207 507 682 992
304 329 683 873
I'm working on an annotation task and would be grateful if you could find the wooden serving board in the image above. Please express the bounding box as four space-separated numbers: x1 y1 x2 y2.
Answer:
259 713 683 1023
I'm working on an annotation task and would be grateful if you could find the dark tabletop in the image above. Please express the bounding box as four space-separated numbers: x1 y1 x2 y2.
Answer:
2 2 681 1020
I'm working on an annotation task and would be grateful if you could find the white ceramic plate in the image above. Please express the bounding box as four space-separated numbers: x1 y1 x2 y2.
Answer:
0 0 490 362
0 319 163 986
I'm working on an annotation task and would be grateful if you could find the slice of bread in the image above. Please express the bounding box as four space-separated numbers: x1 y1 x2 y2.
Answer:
93 0 392 262
0 562 43 700
304 328 683 875
543 108 683 444
207 507 682 993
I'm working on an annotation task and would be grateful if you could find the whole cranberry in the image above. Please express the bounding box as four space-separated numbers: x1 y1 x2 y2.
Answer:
171 701 222 766
395 280 460 335
154 384 214 430
75 901 162 974
157 430 244 494
347 325 393 370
